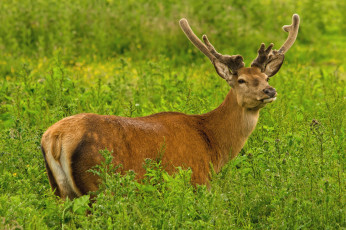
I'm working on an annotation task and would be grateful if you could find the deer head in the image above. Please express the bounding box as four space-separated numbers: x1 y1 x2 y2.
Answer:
179 14 300 110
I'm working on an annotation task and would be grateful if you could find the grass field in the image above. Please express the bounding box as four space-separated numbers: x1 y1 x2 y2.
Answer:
0 0 345 229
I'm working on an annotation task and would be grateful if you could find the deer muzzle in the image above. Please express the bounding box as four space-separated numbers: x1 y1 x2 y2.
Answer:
263 87 277 98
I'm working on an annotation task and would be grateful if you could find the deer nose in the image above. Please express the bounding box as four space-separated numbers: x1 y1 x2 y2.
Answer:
263 87 276 98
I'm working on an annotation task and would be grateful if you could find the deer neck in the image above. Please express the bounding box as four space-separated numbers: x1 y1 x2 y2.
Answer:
202 88 260 172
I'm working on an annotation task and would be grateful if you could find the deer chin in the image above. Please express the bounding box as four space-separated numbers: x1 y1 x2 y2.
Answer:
261 97 276 103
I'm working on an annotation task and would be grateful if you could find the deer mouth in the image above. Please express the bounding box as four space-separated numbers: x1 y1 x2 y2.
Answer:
261 97 277 103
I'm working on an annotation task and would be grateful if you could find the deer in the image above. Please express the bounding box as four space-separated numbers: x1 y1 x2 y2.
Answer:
41 14 300 199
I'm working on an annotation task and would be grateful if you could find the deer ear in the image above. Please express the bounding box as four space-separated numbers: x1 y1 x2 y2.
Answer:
264 52 285 77
213 59 235 86
213 59 232 80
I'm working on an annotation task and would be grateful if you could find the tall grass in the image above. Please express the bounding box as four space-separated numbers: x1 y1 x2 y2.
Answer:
0 0 344 63
0 0 345 229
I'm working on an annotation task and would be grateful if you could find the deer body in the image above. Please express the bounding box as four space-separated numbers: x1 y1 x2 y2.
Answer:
42 87 258 198
42 15 299 199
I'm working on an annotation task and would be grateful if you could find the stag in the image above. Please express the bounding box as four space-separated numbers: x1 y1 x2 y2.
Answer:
41 14 300 199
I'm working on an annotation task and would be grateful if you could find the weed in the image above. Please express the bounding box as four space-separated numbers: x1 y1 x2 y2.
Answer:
0 0 345 229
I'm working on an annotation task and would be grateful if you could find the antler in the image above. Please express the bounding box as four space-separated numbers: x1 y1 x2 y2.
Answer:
279 14 300 54
251 14 300 77
251 43 274 72
179 18 215 63
179 18 244 76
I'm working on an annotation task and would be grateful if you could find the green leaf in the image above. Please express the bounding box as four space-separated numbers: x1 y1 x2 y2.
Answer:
72 195 90 215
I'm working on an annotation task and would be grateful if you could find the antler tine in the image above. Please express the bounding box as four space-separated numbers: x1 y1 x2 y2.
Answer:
202 35 223 59
279 14 300 54
251 43 274 71
179 18 215 63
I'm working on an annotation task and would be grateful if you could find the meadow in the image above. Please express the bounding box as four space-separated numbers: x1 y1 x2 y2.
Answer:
0 0 345 229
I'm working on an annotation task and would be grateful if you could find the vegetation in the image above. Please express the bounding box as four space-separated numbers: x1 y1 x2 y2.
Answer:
0 0 344 229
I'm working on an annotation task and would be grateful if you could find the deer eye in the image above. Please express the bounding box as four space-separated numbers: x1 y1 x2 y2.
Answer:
238 79 246 84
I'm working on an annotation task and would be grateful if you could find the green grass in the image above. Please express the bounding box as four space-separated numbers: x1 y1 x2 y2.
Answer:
0 0 345 229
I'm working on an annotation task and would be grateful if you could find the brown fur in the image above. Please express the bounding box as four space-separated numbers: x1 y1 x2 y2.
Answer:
41 67 278 199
